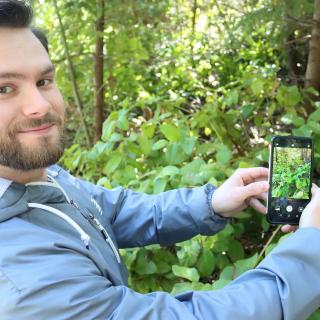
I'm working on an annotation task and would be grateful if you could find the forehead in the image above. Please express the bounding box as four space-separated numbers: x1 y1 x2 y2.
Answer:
0 27 51 74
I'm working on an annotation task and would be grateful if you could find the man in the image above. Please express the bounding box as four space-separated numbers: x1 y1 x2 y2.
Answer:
0 1 319 319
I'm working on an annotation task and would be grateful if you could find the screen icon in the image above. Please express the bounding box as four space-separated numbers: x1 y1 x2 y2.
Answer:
286 205 293 212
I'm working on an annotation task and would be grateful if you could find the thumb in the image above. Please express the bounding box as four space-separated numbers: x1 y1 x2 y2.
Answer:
311 183 319 197
242 181 269 199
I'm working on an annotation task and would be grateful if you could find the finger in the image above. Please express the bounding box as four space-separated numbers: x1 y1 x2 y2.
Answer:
312 183 320 196
242 181 269 199
255 191 268 201
281 224 298 233
237 167 269 185
248 198 267 214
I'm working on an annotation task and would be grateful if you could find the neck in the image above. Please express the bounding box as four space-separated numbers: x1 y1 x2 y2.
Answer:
0 165 48 184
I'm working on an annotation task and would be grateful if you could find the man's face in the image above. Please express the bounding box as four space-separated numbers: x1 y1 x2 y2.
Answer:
0 28 65 171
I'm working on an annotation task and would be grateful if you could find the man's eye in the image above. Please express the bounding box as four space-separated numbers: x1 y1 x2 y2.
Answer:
37 79 53 87
0 86 14 94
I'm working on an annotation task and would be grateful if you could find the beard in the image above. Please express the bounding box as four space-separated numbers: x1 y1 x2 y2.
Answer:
0 113 65 171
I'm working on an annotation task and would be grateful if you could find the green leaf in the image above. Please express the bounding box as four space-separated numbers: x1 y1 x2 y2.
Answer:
134 250 157 275
292 125 312 137
211 278 231 290
196 248 216 277
250 79 264 96
159 166 180 177
281 114 304 127
109 132 123 142
153 177 167 194
308 108 320 123
234 253 258 277
135 260 157 275
212 237 229 253
165 143 188 165
102 120 116 141
97 177 112 189
181 159 206 185
220 265 234 280
307 121 320 134
216 144 232 165
155 261 171 274
160 124 181 142
171 282 195 295
181 137 196 155
141 123 156 138
176 239 201 267
124 165 136 181
152 139 168 151
172 265 200 282
225 89 239 106
276 85 301 108
103 153 122 174
117 111 129 130
121 248 138 268
241 104 255 119
171 282 211 295
228 239 245 262
138 135 152 155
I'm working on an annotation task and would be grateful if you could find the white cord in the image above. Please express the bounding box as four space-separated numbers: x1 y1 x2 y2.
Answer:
28 202 90 247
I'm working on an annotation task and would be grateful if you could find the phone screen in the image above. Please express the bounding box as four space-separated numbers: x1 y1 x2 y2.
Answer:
267 136 313 224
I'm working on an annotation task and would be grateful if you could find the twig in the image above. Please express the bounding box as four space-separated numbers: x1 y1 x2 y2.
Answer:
254 225 281 268
53 0 91 147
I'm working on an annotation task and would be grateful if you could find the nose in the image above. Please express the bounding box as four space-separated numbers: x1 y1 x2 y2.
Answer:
21 85 52 117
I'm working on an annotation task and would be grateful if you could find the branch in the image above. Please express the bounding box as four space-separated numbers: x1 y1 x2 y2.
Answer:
284 14 314 27
51 51 94 65
218 1 247 15
285 34 311 45
254 225 281 268
52 0 91 147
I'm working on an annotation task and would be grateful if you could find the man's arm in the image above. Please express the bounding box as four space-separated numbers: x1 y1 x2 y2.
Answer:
53 165 270 248
55 162 228 248
1 227 319 319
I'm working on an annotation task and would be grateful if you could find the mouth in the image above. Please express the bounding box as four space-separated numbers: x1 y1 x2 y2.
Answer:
18 123 55 134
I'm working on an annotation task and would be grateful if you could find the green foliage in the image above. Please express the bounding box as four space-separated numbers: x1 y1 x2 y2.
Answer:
272 148 312 199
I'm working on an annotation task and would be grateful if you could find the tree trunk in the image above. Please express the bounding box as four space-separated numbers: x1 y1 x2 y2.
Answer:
305 0 320 113
286 33 304 87
93 0 105 143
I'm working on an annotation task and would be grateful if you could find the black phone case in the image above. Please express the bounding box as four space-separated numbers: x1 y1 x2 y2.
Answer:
266 135 314 225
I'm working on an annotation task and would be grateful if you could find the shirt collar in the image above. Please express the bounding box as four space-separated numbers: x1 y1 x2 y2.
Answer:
0 167 58 199
0 177 12 199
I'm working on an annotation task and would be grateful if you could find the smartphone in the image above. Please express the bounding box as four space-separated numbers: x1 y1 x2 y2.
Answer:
267 135 314 225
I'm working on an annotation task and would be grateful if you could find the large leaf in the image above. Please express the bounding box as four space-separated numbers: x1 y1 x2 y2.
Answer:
196 248 216 277
103 153 122 174
172 265 200 282
160 124 181 142
215 144 232 165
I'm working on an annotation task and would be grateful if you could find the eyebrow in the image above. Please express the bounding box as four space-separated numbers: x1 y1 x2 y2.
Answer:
0 64 55 80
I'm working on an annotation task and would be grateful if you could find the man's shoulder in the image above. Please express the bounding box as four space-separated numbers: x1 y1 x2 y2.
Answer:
47 164 67 177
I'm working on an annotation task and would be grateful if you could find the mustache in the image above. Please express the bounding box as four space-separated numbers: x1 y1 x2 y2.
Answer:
12 113 63 133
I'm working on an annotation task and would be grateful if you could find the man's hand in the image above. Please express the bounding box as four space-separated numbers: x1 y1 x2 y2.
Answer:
212 167 269 218
299 183 320 229
279 183 320 233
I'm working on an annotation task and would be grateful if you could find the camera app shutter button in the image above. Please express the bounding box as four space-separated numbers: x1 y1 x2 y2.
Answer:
286 205 293 212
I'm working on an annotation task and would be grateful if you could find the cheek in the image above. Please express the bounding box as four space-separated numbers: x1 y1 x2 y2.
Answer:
47 87 65 117
0 107 18 135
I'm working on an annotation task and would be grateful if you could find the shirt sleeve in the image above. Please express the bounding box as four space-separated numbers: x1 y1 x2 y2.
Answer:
1 228 320 320
65 168 228 248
